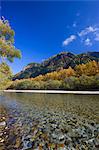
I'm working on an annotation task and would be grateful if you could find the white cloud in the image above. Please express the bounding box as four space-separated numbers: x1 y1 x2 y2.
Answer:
84 38 92 46
63 35 76 46
63 25 99 47
78 26 99 37
78 26 99 46
73 22 77 28
95 33 99 41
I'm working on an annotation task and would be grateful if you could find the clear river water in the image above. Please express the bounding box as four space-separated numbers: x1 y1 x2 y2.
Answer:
0 93 99 150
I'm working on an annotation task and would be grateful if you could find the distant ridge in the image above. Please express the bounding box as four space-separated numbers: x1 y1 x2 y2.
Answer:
13 51 99 80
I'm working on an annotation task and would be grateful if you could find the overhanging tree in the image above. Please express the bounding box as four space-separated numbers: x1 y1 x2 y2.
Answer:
0 17 21 63
0 17 21 89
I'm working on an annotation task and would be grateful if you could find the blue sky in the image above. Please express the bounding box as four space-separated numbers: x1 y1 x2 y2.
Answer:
1 1 99 74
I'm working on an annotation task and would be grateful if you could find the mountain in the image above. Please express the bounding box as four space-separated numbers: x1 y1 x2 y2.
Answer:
13 51 99 80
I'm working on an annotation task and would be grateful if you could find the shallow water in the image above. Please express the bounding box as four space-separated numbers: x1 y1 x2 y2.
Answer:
0 93 99 149
0 93 99 122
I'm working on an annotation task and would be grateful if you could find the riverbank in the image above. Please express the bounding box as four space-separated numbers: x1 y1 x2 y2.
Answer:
1 90 99 94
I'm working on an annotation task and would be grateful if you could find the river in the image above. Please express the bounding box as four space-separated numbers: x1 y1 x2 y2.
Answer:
0 93 99 149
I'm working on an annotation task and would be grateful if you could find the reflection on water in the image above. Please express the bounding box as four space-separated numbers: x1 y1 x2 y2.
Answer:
0 93 99 149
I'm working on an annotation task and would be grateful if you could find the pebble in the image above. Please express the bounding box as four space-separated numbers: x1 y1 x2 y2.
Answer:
0 138 4 143
0 106 99 150
0 121 6 126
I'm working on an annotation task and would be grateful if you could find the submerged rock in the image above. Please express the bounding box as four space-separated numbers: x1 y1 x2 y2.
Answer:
0 121 6 126
14 137 21 149
0 99 99 150
22 140 33 150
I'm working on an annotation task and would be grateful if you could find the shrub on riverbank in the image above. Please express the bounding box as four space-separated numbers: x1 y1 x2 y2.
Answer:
8 75 99 90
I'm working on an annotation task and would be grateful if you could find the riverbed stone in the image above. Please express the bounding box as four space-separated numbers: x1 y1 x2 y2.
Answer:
0 121 6 126
0 96 99 150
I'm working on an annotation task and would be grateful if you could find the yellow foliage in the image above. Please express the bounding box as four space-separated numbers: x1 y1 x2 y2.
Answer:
32 66 75 81
75 61 99 76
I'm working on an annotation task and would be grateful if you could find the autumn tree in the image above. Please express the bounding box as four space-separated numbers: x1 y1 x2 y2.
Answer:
85 61 99 76
58 67 75 79
44 71 59 81
0 62 12 77
0 17 21 63
0 62 12 89
75 61 99 76
0 17 21 89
